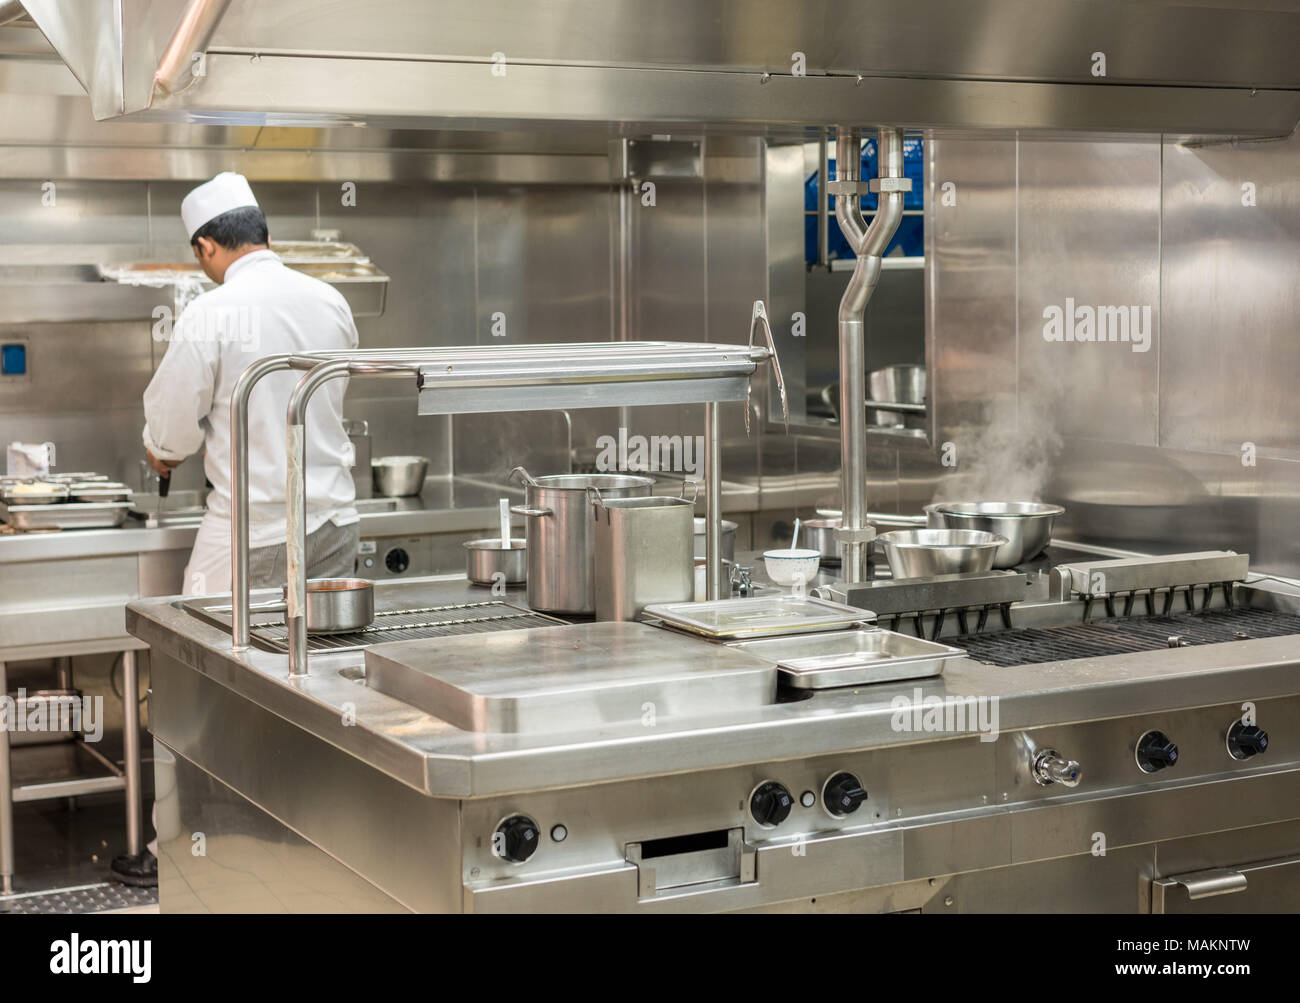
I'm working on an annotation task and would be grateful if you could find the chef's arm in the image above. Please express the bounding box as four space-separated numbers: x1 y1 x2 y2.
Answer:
141 323 217 473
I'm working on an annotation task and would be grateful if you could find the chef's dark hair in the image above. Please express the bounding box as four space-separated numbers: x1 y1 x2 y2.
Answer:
190 206 269 250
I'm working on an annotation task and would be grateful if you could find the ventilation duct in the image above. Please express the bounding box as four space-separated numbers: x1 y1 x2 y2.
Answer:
19 0 1300 137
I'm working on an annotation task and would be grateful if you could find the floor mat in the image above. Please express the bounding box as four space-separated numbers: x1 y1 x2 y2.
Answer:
0 881 157 914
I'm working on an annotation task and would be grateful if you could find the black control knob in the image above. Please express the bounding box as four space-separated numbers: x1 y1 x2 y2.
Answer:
1136 730 1179 773
1227 722 1269 760
384 547 410 574
749 781 794 827
494 815 540 863
823 772 868 816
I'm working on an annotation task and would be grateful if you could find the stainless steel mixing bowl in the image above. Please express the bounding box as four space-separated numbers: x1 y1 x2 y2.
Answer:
875 529 1007 578
924 501 1065 568
371 455 429 497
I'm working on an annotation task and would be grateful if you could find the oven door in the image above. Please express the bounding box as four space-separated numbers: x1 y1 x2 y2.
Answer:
1153 854 1300 913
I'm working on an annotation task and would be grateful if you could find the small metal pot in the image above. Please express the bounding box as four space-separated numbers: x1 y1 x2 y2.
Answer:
692 517 737 564
800 517 843 565
372 455 429 497
867 364 927 429
464 538 527 586
285 577 374 634
592 488 695 621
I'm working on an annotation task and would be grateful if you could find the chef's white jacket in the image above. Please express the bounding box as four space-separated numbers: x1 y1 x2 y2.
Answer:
142 249 359 594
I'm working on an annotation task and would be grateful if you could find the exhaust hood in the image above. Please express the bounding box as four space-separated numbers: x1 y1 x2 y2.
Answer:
19 0 1300 138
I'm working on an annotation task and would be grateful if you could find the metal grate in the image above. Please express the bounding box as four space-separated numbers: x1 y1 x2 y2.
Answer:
0 881 157 914
951 608 1300 668
250 600 565 653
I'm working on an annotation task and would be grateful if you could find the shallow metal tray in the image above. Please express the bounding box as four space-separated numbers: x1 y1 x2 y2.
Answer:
0 482 68 505
643 594 873 639
0 500 130 530
727 628 968 689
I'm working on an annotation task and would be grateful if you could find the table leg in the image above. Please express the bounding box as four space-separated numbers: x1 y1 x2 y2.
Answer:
0 660 13 894
122 650 143 857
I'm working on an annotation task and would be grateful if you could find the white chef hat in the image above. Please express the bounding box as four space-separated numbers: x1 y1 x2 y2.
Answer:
181 172 260 240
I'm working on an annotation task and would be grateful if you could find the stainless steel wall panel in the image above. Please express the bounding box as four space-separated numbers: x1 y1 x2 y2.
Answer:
1160 132 1300 461
763 143 806 423
926 137 1017 440
474 185 614 344
0 178 150 244
927 132 1300 575
1016 138 1162 448
315 182 478 350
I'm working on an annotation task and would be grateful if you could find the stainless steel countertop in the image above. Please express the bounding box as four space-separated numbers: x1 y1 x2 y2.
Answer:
0 474 762 563
127 573 1300 800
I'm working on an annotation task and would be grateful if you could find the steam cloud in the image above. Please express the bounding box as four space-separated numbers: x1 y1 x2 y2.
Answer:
931 358 1065 503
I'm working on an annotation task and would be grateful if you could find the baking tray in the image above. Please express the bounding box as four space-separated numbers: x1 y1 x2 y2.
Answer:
0 500 130 530
728 629 968 689
643 595 874 639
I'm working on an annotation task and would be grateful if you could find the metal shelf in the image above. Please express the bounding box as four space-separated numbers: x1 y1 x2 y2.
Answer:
9 740 125 804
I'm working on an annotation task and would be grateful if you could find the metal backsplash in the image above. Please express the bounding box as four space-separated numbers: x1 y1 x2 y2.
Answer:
927 129 1300 577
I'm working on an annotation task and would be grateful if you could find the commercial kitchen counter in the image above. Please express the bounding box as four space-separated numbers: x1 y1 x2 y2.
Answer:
128 573 1300 800
127 544 1300 912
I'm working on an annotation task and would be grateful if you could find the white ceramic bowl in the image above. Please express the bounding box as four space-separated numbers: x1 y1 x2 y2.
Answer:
763 548 822 586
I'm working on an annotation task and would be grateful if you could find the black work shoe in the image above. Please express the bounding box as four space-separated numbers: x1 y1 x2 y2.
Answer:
109 850 158 888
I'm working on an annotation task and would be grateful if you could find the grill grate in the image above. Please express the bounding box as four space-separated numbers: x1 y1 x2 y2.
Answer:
249 600 564 653
950 607 1300 668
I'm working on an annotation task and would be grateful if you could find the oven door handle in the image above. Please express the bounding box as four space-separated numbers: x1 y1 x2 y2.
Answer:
1157 867 1248 901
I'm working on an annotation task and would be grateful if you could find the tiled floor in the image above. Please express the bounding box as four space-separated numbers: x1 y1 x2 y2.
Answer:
2 795 158 912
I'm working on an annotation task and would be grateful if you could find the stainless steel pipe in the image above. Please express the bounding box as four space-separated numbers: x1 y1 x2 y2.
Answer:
0 659 11 895
230 354 295 650
231 350 424 653
285 362 411 677
834 126 908 583
122 649 142 856
154 0 233 96
705 402 722 599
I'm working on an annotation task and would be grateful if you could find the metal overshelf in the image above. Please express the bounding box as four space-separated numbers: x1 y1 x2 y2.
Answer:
228 341 781 672
412 341 767 414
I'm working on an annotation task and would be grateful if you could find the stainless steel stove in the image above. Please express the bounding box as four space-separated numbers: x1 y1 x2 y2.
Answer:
127 546 1300 913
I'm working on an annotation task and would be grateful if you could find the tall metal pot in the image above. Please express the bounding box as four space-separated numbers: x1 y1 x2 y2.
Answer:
509 466 654 615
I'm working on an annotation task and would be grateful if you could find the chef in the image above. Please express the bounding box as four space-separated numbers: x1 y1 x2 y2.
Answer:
111 174 361 886
142 171 361 596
